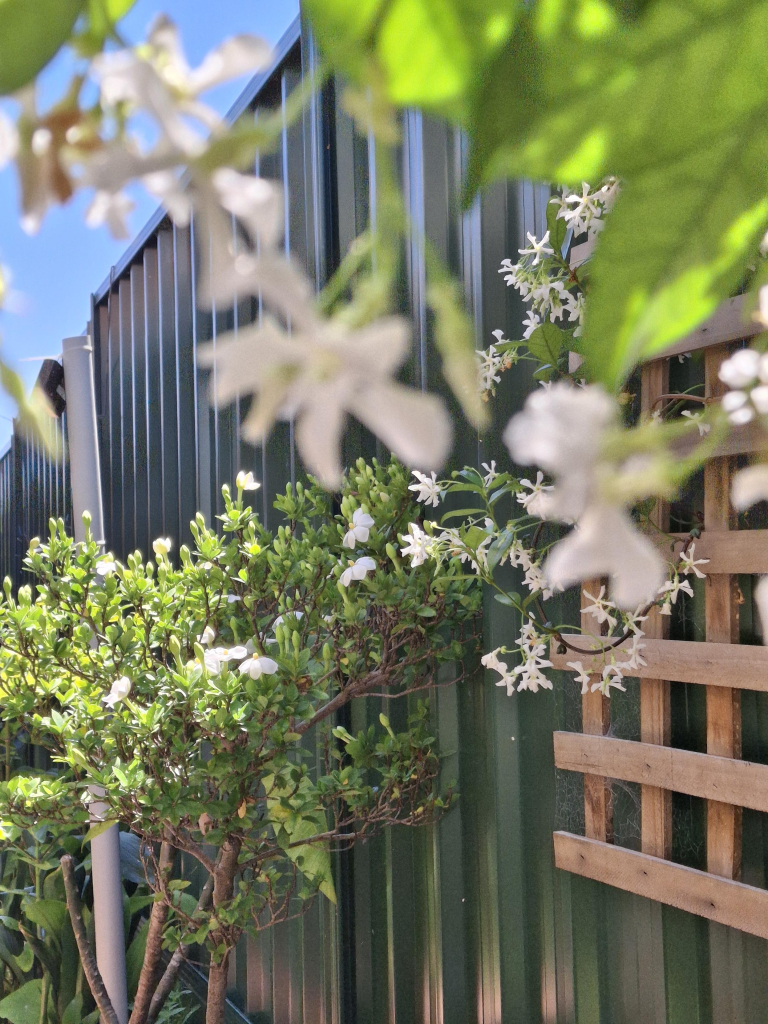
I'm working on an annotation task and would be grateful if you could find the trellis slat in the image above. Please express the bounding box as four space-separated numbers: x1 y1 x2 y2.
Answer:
551 636 768 691
580 581 612 843
554 833 768 941
704 344 742 881
655 530 768 575
640 362 672 859
554 733 768 815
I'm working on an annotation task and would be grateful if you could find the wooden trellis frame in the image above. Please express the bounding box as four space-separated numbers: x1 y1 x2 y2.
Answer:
550 306 768 939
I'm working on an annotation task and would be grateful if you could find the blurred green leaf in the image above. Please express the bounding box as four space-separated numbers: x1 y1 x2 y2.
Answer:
466 0 768 388
0 0 84 94
304 0 519 118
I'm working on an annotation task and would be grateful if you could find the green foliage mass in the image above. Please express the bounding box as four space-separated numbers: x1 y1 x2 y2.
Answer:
0 459 479 970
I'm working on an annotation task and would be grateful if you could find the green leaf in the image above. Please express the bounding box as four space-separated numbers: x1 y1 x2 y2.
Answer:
545 196 567 255
22 898 67 940
126 919 148 1001
263 774 336 904
82 818 118 844
0 979 43 1024
13 943 34 974
524 321 568 367
0 0 84 94
468 0 768 387
62 993 84 1024
75 0 137 55
304 0 519 118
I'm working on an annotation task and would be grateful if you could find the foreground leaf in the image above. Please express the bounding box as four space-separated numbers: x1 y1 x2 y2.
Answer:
0 979 43 1024
0 0 84 94
468 0 768 386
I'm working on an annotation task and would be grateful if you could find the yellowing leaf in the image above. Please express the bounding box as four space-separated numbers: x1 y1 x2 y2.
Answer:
263 774 336 904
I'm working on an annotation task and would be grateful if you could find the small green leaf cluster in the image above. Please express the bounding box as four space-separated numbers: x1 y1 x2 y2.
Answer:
0 458 480 956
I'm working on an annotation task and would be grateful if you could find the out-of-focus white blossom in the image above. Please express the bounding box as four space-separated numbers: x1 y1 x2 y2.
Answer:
85 190 134 239
505 383 666 609
732 464 768 510
199 316 451 489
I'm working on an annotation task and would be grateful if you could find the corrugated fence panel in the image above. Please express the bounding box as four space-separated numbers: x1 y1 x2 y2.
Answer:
4 12 768 1024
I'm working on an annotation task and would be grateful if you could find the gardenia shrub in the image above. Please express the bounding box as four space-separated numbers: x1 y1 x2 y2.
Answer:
0 458 480 1024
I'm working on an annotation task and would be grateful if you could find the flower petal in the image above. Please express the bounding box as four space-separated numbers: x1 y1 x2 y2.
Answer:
732 465 768 510
349 383 452 473
295 400 346 489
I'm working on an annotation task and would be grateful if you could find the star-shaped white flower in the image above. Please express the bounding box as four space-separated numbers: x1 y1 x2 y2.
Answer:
678 543 709 579
343 508 374 549
567 660 592 695
199 316 451 489
518 231 554 266
516 471 554 519
339 556 376 587
400 523 432 567
408 470 443 508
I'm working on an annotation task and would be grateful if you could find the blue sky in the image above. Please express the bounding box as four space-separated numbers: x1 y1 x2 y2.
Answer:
0 0 299 442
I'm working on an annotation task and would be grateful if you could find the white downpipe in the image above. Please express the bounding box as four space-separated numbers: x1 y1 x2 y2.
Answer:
62 335 128 1024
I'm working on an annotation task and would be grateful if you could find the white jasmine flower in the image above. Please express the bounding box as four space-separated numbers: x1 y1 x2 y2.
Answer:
561 183 601 236
678 543 709 579
236 470 260 491
481 648 505 672
153 537 172 556
340 556 376 587
567 660 592 695
681 409 711 437
95 558 117 576
514 654 554 693
482 461 498 486
718 348 763 389
505 384 666 608
409 470 444 508
616 635 647 673
400 523 432 567
732 464 768 509
658 577 694 615
199 625 216 646
582 586 618 632
199 316 451 489
722 389 754 424
522 310 540 340
104 676 132 708
343 508 375 550
482 649 517 695
517 471 554 518
239 655 278 679
594 664 626 694
85 190 134 239
518 231 554 265
477 345 503 392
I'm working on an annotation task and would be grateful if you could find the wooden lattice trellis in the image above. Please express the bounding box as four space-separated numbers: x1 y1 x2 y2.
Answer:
550 305 768 940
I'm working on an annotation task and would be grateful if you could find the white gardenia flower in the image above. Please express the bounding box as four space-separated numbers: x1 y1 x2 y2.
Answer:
203 650 222 675
199 316 451 489
104 676 132 708
95 558 117 576
340 556 376 587
567 660 592 695
199 625 216 646
343 508 375 550
239 655 278 679
236 470 260 491
505 383 666 609
678 543 709 579
153 537 173 556
400 523 432 567
213 645 248 663
409 470 444 507
732 464 768 510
